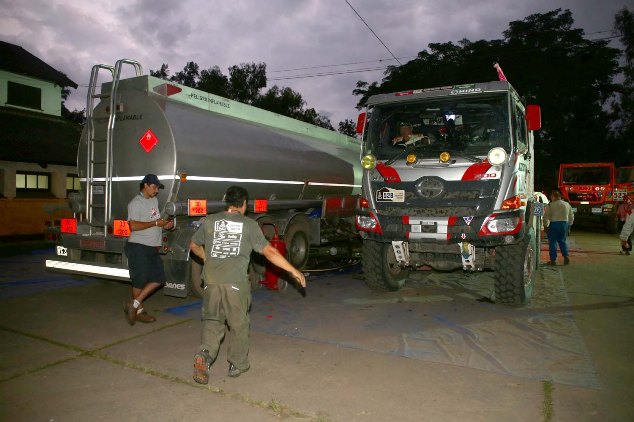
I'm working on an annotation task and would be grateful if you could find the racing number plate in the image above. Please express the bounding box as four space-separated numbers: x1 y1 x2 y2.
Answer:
376 187 405 202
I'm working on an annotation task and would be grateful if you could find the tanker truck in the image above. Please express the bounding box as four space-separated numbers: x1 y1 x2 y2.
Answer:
354 81 542 306
45 59 362 297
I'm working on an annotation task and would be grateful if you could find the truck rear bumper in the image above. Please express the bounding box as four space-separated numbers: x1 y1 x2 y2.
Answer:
45 258 130 281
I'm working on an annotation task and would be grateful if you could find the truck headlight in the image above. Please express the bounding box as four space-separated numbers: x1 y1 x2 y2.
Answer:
487 147 507 165
356 215 377 229
485 217 520 233
361 154 377 170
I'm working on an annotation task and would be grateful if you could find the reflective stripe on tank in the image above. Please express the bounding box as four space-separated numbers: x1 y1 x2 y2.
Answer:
81 175 360 189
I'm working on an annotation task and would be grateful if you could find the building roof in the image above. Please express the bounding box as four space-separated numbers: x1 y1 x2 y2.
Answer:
0 41 77 88
0 107 81 166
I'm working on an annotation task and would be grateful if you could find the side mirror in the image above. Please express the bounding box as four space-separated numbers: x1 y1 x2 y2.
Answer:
525 105 541 131
356 112 366 134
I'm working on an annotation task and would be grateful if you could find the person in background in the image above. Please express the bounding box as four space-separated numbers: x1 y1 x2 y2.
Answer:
189 186 306 384
616 196 632 254
543 190 574 265
123 174 174 325
619 199 633 255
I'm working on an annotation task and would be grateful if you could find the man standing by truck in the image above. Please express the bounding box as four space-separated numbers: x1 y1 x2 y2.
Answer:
189 186 306 384
123 174 174 325
544 190 575 265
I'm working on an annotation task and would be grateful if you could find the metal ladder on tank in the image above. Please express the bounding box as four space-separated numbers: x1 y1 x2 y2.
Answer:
84 59 143 235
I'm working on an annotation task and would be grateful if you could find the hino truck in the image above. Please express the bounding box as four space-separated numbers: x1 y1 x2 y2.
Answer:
45 59 362 297
355 81 542 306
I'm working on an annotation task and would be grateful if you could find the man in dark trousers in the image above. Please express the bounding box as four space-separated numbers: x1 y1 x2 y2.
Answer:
189 186 306 384
543 190 574 265
123 174 173 325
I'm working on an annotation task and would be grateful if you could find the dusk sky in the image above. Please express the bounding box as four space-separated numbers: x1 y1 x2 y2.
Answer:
1 0 629 125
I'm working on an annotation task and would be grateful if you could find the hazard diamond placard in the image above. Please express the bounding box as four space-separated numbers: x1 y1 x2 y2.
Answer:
139 129 159 153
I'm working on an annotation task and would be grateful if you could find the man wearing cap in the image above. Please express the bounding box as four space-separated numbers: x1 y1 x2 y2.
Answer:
123 174 174 325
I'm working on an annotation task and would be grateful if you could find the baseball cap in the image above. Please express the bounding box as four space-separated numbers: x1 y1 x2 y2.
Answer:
142 174 164 189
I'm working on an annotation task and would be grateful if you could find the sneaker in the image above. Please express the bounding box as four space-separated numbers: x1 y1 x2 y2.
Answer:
193 350 213 385
123 299 136 326
228 363 249 378
564 257 570 265
136 309 157 323
545 261 556 266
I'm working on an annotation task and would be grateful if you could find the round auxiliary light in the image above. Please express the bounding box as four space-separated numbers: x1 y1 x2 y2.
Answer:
406 153 417 165
361 154 377 170
487 147 507 165
439 151 451 163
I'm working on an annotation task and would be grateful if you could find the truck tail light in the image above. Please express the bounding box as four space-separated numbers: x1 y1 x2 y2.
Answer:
60 218 77 234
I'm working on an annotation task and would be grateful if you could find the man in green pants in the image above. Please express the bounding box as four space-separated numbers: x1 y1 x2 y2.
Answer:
189 186 306 383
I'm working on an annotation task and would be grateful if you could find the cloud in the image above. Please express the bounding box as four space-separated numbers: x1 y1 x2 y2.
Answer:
0 0 628 122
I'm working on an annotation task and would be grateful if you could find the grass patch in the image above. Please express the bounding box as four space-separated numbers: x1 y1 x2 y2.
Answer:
542 380 554 422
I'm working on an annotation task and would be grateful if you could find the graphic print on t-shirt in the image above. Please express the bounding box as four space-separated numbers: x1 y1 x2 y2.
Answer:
211 219 244 258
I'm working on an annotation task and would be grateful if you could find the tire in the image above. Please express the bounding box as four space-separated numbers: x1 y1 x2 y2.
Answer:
284 218 310 269
494 226 537 306
188 254 205 298
362 239 408 291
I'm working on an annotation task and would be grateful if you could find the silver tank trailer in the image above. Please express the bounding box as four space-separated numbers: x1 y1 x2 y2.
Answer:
75 75 361 222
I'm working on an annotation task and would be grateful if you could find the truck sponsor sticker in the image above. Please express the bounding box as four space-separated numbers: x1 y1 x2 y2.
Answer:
376 187 405 202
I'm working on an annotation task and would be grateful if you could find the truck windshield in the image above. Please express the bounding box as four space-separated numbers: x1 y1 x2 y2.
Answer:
561 167 611 185
364 94 510 160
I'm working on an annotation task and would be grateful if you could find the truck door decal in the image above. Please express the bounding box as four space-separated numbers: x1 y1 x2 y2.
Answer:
461 162 492 181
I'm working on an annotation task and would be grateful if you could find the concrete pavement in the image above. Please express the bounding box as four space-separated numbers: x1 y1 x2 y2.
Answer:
0 230 632 421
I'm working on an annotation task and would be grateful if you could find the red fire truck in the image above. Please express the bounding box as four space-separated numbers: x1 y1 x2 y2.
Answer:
558 162 620 232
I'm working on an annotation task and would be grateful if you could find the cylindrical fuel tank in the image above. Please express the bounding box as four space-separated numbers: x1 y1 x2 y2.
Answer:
77 76 361 222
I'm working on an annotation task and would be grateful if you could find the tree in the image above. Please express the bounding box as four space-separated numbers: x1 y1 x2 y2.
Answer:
338 119 357 137
150 64 170 79
198 66 230 98
611 7 634 165
60 85 85 125
171 61 200 87
228 62 267 104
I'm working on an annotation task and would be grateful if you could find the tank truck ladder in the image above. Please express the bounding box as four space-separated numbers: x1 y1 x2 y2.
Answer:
84 59 142 234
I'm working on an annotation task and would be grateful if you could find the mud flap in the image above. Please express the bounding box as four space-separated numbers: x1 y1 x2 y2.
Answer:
391 241 410 265
459 242 476 270
162 259 189 298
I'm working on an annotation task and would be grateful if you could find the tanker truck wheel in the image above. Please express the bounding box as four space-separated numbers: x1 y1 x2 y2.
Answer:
284 218 310 269
189 255 205 298
362 239 408 291
493 226 537 306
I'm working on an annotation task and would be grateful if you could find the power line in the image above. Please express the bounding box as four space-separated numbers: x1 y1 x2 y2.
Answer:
269 55 414 73
344 0 402 66
269 65 389 81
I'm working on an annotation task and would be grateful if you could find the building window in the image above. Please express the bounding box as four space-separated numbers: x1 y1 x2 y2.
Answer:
16 171 50 192
66 174 80 193
7 81 42 110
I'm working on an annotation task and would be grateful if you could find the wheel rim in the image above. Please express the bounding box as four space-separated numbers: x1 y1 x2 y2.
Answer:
288 232 308 268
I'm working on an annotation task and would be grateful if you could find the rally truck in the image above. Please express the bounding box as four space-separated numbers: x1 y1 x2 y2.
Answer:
355 81 542 306
45 59 362 297
558 162 620 233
